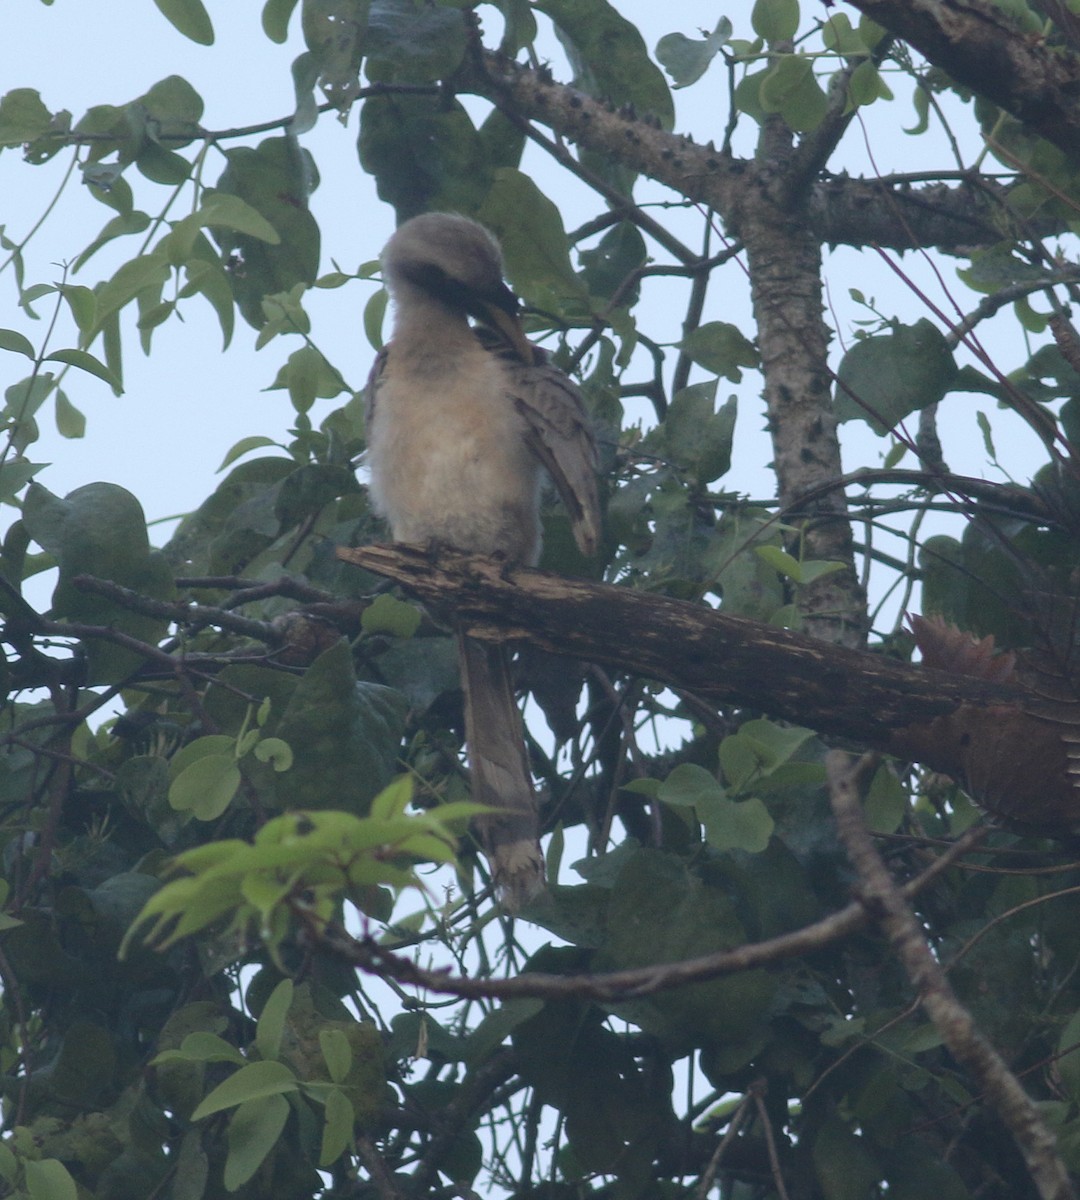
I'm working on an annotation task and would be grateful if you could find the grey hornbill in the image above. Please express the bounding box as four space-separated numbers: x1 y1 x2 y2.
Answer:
365 212 601 907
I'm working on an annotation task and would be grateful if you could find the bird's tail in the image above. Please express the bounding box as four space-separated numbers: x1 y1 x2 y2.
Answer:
457 633 545 909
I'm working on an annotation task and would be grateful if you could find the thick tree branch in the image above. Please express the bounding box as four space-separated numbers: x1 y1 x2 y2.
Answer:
340 545 1080 831
827 750 1076 1200
460 53 1067 255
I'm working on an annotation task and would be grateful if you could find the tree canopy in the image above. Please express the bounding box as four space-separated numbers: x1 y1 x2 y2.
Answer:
4 1 1080 1198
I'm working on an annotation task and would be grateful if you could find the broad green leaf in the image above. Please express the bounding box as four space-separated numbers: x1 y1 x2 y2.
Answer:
363 0 467 84
256 978 293 1062
213 138 320 328
655 18 732 88
678 321 759 381
199 192 281 243
24 1158 77 1200
535 0 674 128
358 94 489 223
153 0 214 45
0 89 53 145
752 0 800 42
191 1060 298 1120
44 348 122 394
263 0 300 42
863 765 907 834
476 168 590 316
759 54 828 132
835 319 958 434
172 1032 246 1064
360 593 421 638
271 641 407 813
649 383 736 486
22 481 174 682
0 329 34 359
224 1093 290 1189
319 1087 355 1166
698 794 774 853
169 753 241 821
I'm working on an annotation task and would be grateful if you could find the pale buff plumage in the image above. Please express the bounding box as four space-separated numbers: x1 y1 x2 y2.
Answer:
365 212 600 907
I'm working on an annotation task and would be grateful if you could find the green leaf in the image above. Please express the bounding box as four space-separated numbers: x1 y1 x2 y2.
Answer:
0 329 35 359
169 753 241 821
271 642 407 813
759 54 828 132
752 0 799 42
319 1027 352 1084
252 737 293 772
199 192 281 243
218 435 279 471
0 89 53 146
22 481 175 682
153 0 214 45
263 0 300 42
655 18 732 89
53 391 85 439
678 321 759 381
256 978 293 1062
363 0 467 84
476 168 590 316
652 383 737 485
224 1093 290 1189
361 593 421 638
192 1060 298 1120
213 138 320 329
44 348 122 394
359 94 490 223
864 765 907 834
319 1087 355 1166
835 319 958 435
535 0 675 129
24 1158 77 1200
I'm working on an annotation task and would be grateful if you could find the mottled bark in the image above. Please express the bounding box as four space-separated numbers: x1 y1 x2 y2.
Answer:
340 545 1080 833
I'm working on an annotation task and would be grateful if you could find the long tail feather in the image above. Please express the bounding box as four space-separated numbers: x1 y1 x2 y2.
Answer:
457 634 544 908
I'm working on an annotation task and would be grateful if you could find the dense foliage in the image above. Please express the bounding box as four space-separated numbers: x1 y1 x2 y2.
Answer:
3 1 1080 1197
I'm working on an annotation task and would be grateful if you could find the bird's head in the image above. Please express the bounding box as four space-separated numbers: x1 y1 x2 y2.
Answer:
381 212 535 362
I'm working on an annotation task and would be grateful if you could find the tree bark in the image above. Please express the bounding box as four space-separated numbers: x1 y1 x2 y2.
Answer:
340 544 1080 833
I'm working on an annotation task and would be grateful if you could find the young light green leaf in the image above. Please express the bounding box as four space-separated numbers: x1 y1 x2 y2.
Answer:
319 1027 352 1084
318 1087 355 1167
253 737 293 772
191 1059 298 1120
224 1093 290 1190
168 753 241 821
24 1158 77 1200
256 978 293 1062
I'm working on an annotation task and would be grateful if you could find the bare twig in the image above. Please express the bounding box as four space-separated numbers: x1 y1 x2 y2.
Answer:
826 749 1076 1200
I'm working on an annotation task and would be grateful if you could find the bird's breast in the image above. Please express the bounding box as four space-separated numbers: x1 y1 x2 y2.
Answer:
367 349 544 563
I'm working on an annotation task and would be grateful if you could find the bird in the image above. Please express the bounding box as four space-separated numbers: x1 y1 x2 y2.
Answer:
364 212 601 908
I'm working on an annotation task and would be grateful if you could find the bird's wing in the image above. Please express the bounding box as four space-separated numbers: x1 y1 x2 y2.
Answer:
507 359 601 557
364 345 389 427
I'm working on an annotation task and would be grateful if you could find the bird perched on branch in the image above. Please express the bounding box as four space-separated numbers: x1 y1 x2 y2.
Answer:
365 212 601 908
